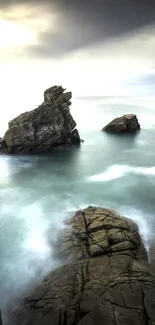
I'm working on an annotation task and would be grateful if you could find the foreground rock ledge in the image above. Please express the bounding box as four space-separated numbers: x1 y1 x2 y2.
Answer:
102 114 140 133
6 207 155 325
0 85 81 154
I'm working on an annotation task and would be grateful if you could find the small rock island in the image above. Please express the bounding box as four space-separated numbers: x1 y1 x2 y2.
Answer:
0 86 81 154
6 207 155 325
103 114 140 133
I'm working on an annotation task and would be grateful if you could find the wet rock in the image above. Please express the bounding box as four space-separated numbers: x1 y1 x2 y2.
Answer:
0 137 7 153
0 311 2 325
69 129 81 145
102 114 140 133
149 235 155 265
2 86 81 154
7 207 155 325
0 137 6 148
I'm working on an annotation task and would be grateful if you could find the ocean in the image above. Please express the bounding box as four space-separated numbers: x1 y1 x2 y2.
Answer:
0 96 155 320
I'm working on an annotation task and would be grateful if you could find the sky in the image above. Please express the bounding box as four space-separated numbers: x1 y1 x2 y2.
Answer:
1 0 155 134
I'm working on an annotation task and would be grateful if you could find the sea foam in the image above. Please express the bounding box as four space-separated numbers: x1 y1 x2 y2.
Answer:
88 164 155 182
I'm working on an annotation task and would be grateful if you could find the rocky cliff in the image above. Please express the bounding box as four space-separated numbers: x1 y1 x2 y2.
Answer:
0 86 81 154
103 114 140 133
6 207 155 325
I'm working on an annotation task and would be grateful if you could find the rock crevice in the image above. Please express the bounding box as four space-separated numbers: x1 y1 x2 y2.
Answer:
6 207 155 325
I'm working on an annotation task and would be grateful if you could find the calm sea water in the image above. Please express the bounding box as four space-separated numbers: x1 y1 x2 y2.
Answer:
0 96 155 320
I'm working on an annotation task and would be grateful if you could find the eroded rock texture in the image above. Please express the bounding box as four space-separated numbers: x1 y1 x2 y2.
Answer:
1 86 81 154
6 207 155 325
103 114 140 133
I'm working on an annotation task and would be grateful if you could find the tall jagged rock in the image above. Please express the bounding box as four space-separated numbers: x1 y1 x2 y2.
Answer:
6 207 155 325
1 86 81 153
102 114 140 133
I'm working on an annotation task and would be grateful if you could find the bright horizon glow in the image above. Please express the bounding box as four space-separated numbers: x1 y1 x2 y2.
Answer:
0 4 57 54
0 4 155 136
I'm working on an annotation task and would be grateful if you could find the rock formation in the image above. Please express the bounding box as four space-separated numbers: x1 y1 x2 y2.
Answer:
0 86 81 154
6 207 155 325
103 114 140 133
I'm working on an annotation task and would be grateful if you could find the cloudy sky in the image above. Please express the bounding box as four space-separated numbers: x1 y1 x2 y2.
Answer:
1 0 155 134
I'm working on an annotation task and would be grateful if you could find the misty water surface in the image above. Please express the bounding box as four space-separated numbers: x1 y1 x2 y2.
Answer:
0 96 155 320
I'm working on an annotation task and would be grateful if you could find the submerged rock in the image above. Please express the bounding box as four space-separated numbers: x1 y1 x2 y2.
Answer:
103 114 140 133
1 86 81 153
7 207 155 325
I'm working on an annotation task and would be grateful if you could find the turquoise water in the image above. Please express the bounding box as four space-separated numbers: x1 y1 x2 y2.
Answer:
0 96 155 318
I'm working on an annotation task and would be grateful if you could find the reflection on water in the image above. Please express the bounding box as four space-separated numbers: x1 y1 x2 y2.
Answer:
0 97 155 320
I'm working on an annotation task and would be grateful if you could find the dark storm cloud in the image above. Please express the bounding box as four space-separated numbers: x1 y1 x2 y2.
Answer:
2 0 155 57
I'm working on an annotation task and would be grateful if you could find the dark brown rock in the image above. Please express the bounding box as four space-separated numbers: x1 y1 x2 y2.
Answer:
102 114 140 133
0 138 6 148
1 86 81 154
0 138 7 153
149 235 155 265
0 311 2 325
6 207 155 325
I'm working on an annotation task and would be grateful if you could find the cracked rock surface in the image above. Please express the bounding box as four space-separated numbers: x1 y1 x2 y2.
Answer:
1 85 81 154
102 114 140 133
6 207 155 325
